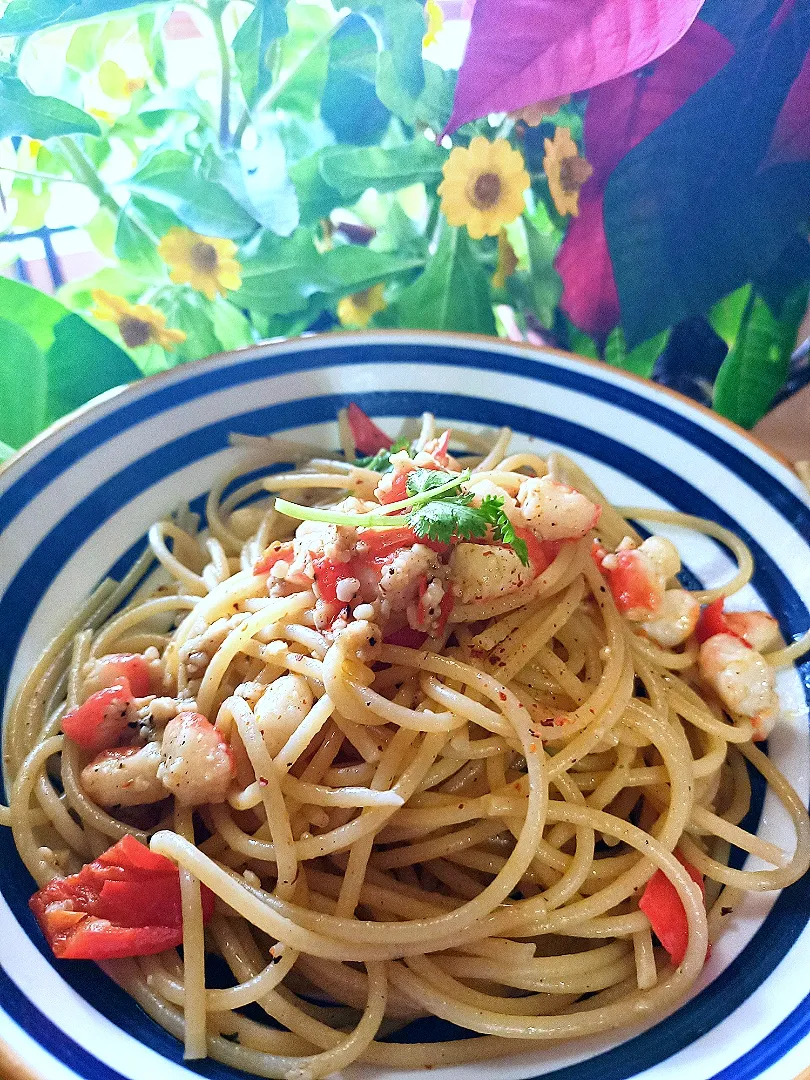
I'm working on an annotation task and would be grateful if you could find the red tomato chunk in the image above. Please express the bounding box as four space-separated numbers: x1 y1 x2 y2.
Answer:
29 835 214 961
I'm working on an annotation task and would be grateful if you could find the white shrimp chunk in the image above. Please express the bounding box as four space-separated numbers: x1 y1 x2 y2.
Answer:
449 543 534 605
81 742 165 808
466 480 524 523
725 610 780 652
379 544 442 611
158 711 234 805
642 589 700 648
699 633 778 739
254 674 314 757
516 476 600 541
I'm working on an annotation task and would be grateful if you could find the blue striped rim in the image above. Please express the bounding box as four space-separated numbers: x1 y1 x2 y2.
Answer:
0 340 808 1080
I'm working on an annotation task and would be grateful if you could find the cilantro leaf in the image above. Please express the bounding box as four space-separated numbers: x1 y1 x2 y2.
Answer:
408 494 488 544
355 437 411 473
477 494 530 565
405 468 468 498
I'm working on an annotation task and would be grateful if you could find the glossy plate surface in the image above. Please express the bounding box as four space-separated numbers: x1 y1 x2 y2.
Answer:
1 331 809 1080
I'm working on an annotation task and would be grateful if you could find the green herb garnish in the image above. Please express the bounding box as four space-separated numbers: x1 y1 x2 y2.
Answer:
354 437 411 473
273 467 530 563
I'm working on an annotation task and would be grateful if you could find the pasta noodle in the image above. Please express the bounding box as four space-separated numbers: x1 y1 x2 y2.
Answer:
4 411 810 1080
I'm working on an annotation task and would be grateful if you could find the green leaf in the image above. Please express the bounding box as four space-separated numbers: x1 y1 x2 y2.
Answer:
150 289 221 364
239 229 424 317
66 24 103 71
712 288 808 429
566 322 600 360
0 318 48 449
46 314 141 422
0 276 69 353
233 0 287 109
523 217 562 329
218 139 299 237
211 297 255 352
138 11 168 84
11 177 50 229
321 14 390 145
0 0 159 35
85 207 117 257
290 148 346 224
392 226 497 336
604 327 670 379
319 139 447 205
115 206 163 274
709 284 752 348
0 78 100 139
319 244 425 295
272 4 333 118
0 439 16 463
129 152 258 240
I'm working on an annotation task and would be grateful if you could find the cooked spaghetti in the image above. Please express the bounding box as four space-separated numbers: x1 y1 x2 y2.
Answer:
4 408 810 1080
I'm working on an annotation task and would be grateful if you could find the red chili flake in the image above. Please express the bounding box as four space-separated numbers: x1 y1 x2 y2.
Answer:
498 691 507 701
258 777 268 787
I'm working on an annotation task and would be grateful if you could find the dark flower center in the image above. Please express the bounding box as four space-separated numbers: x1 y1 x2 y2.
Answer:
472 172 502 209
559 156 592 193
190 241 219 273
118 316 152 348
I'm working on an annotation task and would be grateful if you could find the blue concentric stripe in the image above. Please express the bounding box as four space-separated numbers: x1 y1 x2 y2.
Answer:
1 341 808 1080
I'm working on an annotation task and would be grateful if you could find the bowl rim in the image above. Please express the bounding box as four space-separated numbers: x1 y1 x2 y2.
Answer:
0 328 798 487
0 327 806 1080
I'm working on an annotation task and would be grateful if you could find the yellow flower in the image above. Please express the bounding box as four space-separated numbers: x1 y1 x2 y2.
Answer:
91 290 187 351
492 229 519 290
88 108 117 125
543 126 594 217
511 95 571 127
158 227 242 300
423 0 444 47
337 284 387 328
438 136 530 240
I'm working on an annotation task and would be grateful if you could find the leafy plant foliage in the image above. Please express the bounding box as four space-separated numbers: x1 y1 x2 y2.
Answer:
0 0 807 448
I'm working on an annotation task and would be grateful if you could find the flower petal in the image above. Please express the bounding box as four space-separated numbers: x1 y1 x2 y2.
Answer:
555 191 619 336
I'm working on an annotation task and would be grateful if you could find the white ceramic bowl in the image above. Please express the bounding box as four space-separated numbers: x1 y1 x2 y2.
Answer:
1 331 809 1080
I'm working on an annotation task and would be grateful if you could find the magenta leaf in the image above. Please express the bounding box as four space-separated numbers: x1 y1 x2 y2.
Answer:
555 192 619 337
555 18 733 335
763 49 810 167
446 0 707 134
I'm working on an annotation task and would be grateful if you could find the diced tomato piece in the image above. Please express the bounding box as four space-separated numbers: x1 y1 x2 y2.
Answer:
29 835 215 961
61 680 134 754
312 556 356 605
91 654 152 697
639 851 704 968
254 540 295 576
379 471 410 505
513 527 557 575
695 598 751 648
96 833 177 876
347 403 391 456
437 588 454 635
384 627 428 648
606 550 661 615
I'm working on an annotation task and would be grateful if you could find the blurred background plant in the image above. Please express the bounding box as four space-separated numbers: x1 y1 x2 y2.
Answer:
0 0 808 462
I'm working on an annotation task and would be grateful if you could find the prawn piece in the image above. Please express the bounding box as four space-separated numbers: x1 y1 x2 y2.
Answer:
698 633 778 739
725 610 780 652
81 742 165 808
597 535 681 621
158 712 235 805
254 674 314 757
516 475 601 541
83 651 156 698
642 589 700 648
449 543 534 605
